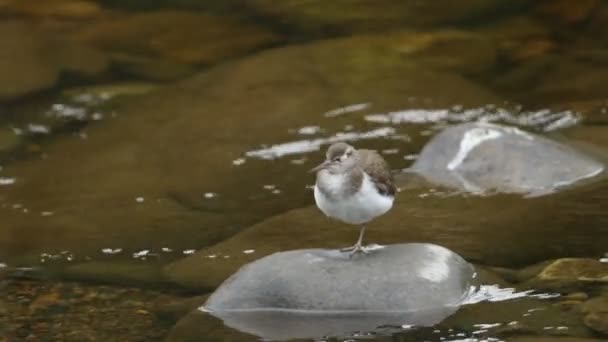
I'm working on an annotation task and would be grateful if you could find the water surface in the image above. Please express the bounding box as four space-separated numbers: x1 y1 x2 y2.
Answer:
1 1 607 340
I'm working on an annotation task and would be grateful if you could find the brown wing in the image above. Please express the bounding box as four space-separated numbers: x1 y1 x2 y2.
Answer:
358 149 396 196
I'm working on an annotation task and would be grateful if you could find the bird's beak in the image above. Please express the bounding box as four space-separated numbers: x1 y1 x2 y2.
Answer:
310 160 331 173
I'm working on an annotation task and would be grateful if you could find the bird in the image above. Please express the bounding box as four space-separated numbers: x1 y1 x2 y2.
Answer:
311 142 396 256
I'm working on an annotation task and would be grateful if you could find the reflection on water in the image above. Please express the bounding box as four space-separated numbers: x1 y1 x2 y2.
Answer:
184 285 564 341
199 277 559 341
0 0 607 340
364 107 581 132
202 308 461 341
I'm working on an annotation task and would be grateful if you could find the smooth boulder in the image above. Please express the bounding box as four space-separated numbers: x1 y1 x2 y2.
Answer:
202 243 475 340
410 122 604 196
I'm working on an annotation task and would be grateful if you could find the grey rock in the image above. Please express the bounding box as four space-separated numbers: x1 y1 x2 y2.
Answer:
410 122 604 196
202 243 474 340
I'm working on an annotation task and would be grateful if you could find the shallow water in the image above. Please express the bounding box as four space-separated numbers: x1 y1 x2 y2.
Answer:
1 1 608 341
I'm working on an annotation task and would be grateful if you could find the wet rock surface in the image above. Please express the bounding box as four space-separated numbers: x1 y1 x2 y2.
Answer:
410 122 604 196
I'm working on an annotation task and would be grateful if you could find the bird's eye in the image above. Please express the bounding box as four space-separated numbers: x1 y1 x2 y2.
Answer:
333 157 340 162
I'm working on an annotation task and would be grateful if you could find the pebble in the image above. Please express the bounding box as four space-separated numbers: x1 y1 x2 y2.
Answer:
0 280 173 341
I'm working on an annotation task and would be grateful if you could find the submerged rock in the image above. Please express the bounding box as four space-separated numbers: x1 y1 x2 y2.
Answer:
0 127 22 153
109 54 197 81
166 309 256 342
441 296 595 340
584 311 608 336
348 30 498 76
73 10 280 65
410 122 604 196
61 82 162 100
531 57 608 103
60 261 169 287
0 0 103 19
246 0 528 34
0 33 499 263
526 258 608 292
153 295 208 322
202 243 474 340
534 0 601 25
582 296 608 335
0 20 108 102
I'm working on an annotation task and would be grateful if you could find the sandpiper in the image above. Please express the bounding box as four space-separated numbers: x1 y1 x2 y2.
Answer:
311 142 396 256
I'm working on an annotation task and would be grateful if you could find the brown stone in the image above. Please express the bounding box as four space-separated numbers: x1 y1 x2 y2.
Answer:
73 10 280 65
526 259 608 292
510 39 556 62
582 296 608 314
535 0 601 25
0 0 103 19
246 0 528 34
584 312 608 335
29 292 61 312
0 20 108 102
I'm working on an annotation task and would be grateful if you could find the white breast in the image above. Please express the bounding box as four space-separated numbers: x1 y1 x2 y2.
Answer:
314 172 394 225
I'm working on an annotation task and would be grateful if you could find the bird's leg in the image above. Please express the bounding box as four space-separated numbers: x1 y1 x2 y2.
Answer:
341 225 368 257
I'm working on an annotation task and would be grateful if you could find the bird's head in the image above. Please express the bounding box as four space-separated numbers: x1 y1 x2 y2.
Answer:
310 142 359 174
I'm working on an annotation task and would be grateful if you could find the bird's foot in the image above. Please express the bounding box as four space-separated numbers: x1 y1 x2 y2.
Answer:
340 243 368 258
